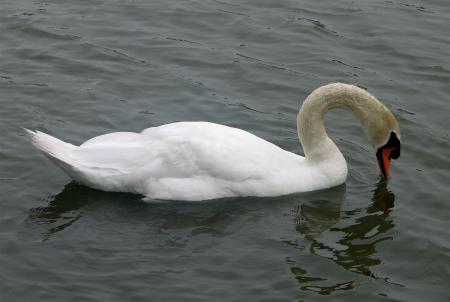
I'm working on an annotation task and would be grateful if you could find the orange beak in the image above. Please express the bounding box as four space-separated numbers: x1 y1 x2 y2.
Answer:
377 147 394 178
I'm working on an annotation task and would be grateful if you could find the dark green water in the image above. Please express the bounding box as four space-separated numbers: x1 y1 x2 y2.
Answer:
1 0 449 301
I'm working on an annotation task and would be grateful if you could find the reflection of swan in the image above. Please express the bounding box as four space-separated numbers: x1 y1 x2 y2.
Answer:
26 83 401 201
370 179 395 213
27 182 245 240
288 179 397 293
27 183 132 240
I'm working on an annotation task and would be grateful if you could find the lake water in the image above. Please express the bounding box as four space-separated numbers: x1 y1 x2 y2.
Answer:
1 0 449 301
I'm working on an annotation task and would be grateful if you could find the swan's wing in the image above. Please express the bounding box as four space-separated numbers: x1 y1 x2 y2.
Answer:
67 122 303 198
136 122 305 200
74 123 299 180
139 122 297 181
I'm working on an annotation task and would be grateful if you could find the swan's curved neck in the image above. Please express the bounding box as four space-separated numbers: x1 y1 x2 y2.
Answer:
297 83 384 161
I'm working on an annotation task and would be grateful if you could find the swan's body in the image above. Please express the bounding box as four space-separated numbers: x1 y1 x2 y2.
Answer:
27 83 401 201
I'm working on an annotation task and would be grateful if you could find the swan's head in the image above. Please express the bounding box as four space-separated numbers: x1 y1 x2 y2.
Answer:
363 106 401 179
298 82 401 179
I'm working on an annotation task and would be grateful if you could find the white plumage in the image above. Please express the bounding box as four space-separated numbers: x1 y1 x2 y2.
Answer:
26 83 400 201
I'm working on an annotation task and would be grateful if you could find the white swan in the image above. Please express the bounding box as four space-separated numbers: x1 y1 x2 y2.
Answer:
26 83 401 201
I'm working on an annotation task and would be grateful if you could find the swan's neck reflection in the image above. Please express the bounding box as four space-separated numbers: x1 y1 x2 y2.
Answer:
370 179 395 213
288 179 397 293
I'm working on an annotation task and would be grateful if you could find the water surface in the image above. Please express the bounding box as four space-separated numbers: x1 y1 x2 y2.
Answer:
1 0 449 301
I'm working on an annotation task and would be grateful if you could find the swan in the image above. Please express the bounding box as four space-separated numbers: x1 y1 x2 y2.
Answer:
26 83 401 201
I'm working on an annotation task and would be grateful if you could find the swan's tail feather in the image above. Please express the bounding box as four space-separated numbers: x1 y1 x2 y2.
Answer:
25 128 78 177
